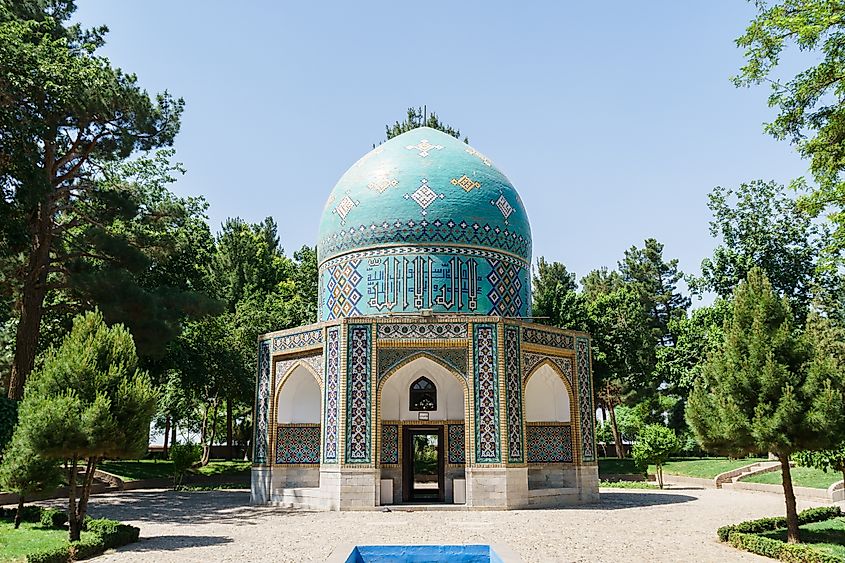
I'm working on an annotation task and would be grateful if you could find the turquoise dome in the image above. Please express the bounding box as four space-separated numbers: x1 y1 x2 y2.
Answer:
317 127 532 321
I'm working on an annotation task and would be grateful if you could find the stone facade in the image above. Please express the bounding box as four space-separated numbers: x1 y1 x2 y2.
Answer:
251 317 599 510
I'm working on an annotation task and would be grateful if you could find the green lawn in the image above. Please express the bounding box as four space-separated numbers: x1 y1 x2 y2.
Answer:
599 480 659 489
98 459 250 482
760 517 845 559
649 457 767 479
0 520 93 563
743 466 843 489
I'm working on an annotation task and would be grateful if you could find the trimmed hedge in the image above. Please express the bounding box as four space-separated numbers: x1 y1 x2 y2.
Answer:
728 532 842 563
0 504 43 523
39 508 68 529
25 518 140 563
718 506 843 542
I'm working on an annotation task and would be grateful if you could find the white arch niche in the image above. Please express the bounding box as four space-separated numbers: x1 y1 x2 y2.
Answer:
381 356 465 421
525 363 571 423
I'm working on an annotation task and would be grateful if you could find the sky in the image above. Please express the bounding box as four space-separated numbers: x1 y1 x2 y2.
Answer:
73 1 811 299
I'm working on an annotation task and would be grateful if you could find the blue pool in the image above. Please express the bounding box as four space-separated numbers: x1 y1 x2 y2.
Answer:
342 545 508 562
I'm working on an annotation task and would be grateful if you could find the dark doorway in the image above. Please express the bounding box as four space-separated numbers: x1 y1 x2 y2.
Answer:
402 426 444 503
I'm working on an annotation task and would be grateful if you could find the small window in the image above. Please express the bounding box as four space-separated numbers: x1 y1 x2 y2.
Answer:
410 376 437 411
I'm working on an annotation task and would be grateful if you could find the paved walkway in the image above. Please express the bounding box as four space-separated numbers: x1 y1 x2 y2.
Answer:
77 486 831 562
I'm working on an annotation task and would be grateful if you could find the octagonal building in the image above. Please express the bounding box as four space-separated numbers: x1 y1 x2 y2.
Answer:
251 127 599 510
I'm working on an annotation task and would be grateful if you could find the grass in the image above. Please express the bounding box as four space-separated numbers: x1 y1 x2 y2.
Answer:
98 459 251 482
599 480 659 489
649 457 767 479
743 466 844 489
759 517 845 559
0 520 94 563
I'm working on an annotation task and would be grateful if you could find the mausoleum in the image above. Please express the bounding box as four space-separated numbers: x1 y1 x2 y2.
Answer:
250 127 599 509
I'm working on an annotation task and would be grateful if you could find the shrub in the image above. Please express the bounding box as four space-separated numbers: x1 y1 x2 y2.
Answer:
717 505 842 542
85 518 140 547
0 504 43 523
24 517 140 563
169 442 201 488
728 531 842 563
39 508 68 529
26 545 69 563
632 424 679 488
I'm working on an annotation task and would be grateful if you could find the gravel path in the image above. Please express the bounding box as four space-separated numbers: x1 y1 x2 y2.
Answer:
70 486 831 562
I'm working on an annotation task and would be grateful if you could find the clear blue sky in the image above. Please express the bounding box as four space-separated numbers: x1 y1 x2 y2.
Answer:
74 1 810 296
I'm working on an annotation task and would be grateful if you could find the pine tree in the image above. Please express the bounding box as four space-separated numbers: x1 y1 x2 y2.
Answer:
686 268 845 543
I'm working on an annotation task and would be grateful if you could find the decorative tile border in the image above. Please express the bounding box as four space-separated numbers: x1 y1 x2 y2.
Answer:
276 424 320 464
521 352 573 385
521 327 574 350
473 324 500 463
376 323 468 340
253 340 271 464
526 424 573 463
377 347 468 385
576 337 596 463
448 423 466 464
323 327 341 463
272 328 323 352
380 424 399 465
504 326 523 463
275 353 324 390
345 325 372 463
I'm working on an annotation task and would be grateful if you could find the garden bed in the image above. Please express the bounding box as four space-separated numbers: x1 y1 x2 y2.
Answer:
719 506 844 562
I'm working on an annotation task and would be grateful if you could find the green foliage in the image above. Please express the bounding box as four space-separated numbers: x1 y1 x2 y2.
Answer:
25 518 140 563
619 238 690 340
0 504 43 523
382 107 466 144
718 506 843 542
599 480 659 489
686 268 845 458
0 435 61 506
39 508 68 530
632 424 679 488
744 466 843 489
727 531 842 563
531 258 588 330
736 1 845 259
0 395 19 454
169 442 201 488
692 181 830 320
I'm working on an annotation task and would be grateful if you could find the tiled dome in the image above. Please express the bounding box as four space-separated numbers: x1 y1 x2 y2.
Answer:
317 127 532 320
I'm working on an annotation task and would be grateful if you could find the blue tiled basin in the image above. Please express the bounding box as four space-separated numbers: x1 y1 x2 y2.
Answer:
342 545 509 562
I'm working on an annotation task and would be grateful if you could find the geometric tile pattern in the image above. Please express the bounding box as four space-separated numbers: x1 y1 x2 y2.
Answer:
377 347 468 386
253 340 271 464
487 259 524 317
576 337 596 463
346 325 372 463
448 423 466 464
406 139 443 157
404 178 444 216
275 353 324 390
376 323 468 340
504 326 523 463
521 327 575 350
317 219 531 264
272 328 323 352
275 425 320 464
323 327 341 463
380 424 399 465
451 175 480 193
526 425 573 463
465 146 492 166
473 324 500 463
325 259 363 319
492 194 514 225
319 247 531 321
521 352 573 385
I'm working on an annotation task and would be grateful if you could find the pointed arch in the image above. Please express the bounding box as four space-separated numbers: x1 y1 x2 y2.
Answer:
524 359 576 423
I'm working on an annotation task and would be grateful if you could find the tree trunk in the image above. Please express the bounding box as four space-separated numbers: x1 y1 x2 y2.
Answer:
67 455 80 542
607 401 625 459
226 399 233 460
202 398 219 466
199 403 209 465
171 422 177 448
163 415 171 458
656 465 664 489
8 204 52 400
779 454 800 544
76 457 98 525
14 495 24 529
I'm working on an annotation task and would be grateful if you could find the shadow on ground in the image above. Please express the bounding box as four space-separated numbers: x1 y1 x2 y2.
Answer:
84 490 312 526
115 535 233 553
592 491 698 509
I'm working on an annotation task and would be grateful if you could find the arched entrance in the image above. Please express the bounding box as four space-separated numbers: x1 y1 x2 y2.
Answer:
273 363 321 490
379 355 467 504
524 361 577 489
